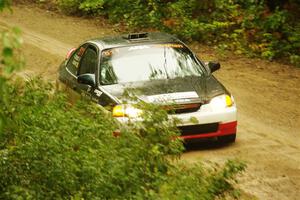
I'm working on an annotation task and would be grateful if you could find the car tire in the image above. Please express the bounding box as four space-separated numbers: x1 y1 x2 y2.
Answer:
218 134 236 144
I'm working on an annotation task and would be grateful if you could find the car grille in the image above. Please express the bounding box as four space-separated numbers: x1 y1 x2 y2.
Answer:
162 103 201 114
178 123 219 136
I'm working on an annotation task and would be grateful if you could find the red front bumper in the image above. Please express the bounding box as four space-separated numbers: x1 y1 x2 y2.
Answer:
179 121 237 140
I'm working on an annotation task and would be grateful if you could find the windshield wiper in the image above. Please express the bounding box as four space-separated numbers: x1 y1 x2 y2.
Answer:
163 46 170 79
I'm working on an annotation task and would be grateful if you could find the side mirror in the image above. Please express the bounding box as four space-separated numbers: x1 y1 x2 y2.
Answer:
208 61 221 73
77 73 96 87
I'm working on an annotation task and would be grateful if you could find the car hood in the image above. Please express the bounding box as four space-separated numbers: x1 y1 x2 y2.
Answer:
101 75 226 104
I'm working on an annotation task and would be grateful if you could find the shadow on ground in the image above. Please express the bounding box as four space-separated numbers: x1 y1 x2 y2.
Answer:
183 139 235 152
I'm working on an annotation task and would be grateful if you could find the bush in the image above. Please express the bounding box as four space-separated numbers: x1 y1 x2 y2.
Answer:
0 78 170 198
0 78 246 199
53 0 300 66
0 0 11 11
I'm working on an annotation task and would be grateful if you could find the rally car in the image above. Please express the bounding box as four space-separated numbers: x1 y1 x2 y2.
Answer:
57 32 237 144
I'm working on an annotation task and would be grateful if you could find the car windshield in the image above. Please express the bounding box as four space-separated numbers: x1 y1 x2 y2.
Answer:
100 43 205 85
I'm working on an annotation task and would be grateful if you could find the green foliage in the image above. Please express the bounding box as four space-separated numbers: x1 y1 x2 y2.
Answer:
290 54 300 67
0 0 11 11
0 0 24 134
78 0 105 14
57 0 83 14
1 27 24 75
55 0 300 66
0 79 246 199
155 160 246 199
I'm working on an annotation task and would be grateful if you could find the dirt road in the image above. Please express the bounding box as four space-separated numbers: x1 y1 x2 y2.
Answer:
1 5 300 199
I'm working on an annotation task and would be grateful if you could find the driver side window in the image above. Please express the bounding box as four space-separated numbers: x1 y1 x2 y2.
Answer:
66 45 87 75
78 46 98 76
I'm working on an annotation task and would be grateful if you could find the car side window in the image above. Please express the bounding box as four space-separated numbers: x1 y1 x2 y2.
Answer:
100 51 118 85
66 45 87 75
78 46 98 75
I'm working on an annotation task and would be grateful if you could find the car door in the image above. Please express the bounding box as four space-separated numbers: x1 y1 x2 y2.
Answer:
58 44 88 103
74 44 99 101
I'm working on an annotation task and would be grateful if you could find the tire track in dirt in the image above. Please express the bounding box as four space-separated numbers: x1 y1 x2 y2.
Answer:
0 20 71 57
0 19 71 78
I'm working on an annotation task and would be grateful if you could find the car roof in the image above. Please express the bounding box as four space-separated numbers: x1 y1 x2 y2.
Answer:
87 32 181 49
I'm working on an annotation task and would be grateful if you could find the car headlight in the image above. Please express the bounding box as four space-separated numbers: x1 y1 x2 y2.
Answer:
210 94 234 109
112 104 142 118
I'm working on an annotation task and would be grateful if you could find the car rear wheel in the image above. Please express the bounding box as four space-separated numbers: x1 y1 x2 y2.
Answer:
218 134 236 144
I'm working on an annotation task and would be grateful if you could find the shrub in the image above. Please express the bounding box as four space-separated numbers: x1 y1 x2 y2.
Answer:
0 0 11 11
53 0 300 66
0 79 246 199
57 0 83 14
